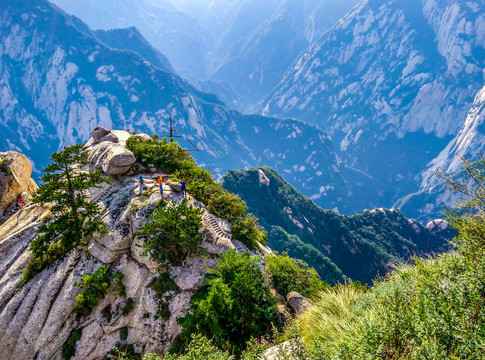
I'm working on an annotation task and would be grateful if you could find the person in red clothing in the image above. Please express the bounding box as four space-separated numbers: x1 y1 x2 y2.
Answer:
17 196 24 210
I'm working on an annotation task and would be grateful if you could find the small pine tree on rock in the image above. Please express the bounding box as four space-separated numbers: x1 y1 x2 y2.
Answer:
23 144 110 282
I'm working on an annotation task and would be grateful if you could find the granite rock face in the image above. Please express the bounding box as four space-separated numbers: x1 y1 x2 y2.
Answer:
0 147 267 359
0 151 37 224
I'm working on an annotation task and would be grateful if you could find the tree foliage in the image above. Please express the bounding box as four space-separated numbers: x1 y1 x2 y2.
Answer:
266 252 328 298
179 250 277 353
24 144 109 282
137 199 203 266
74 266 125 316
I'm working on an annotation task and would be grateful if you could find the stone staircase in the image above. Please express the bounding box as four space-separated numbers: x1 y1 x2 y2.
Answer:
91 185 118 203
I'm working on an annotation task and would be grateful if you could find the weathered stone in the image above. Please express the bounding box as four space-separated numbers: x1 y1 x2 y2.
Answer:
0 144 273 360
92 126 119 144
87 142 136 175
0 151 37 223
287 291 312 314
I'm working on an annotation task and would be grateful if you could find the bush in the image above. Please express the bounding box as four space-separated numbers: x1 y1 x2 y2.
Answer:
126 135 192 173
164 334 233 360
179 250 277 353
232 214 268 248
266 253 328 298
62 329 82 359
137 199 203 266
207 190 247 223
276 156 485 359
104 343 141 360
74 266 125 315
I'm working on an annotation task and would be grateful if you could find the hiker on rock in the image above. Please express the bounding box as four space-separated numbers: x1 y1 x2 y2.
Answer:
157 175 164 199
17 196 24 210
137 174 145 191
180 180 187 198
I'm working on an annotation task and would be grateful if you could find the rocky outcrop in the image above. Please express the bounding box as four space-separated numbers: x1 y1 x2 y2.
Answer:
287 291 312 314
0 151 268 359
85 130 136 175
92 126 120 144
0 151 37 223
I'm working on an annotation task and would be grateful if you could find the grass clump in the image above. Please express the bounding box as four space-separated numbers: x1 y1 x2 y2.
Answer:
266 252 328 298
126 135 267 250
178 250 277 353
137 199 203 267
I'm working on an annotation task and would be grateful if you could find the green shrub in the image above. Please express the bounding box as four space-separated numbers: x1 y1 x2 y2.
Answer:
0 157 12 175
179 250 277 353
121 298 135 316
104 343 141 360
74 266 125 315
266 253 328 298
277 156 485 359
137 199 203 266
232 214 268 248
207 190 247 223
126 135 192 173
164 334 234 360
120 327 128 341
62 329 82 359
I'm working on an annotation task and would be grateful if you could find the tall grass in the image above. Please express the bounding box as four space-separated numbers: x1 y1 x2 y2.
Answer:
284 245 485 359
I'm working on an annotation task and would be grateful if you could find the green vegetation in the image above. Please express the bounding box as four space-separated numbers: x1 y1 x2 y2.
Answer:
179 250 277 353
266 253 328 298
23 144 110 283
126 135 267 249
121 298 135 316
272 156 485 359
104 343 141 360
120 327 128 341
62 329 82 360
148 272 179 320
222 166 447 283
163 334 265 360
0 156 12 175
137 199 203 266
74 266 125 315
163 335 234 360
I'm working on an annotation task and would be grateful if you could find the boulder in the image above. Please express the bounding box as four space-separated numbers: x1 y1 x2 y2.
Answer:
87 142 136 175
0 151 37 221
287 291 312 314
92 126 119 144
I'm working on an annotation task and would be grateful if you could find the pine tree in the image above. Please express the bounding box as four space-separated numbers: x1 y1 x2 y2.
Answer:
24 144 110 281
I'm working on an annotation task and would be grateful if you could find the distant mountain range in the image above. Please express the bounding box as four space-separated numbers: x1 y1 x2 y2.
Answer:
261 0 485 221
222 166 450 284
0 0 356 214
51 0 360 110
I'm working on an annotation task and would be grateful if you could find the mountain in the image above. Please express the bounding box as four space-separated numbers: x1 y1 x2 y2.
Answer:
209 0 361 108
50 0 212 78
93 27 174 73
261 0 485 219
0 0 356 213
222 167 450 283
0 135 273 359
52 0 360 110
